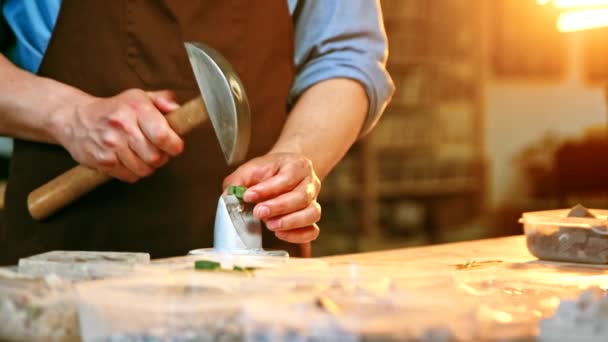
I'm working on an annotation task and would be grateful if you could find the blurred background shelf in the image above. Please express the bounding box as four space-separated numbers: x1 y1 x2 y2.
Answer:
316 0 486 256
319 178 480 204
377 178 480 197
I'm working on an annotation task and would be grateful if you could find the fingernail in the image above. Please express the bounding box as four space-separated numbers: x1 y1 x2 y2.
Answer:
255 206 270 218
245 191 258 202
266 219 281 231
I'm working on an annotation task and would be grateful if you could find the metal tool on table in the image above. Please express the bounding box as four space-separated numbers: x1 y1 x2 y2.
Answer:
214 191 262 250
27 42 251 221
190 185 289 257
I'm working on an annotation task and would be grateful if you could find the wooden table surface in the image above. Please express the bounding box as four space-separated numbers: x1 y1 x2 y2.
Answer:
323 234 608 277
13 235 604 340
323 235 534 264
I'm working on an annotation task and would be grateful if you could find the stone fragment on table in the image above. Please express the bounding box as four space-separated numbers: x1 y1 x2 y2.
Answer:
567 204 596 218
540 288 608 342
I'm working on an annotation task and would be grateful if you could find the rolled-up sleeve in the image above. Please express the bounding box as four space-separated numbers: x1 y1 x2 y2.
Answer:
289 0 395 137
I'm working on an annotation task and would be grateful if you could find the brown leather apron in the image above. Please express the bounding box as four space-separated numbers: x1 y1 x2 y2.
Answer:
1 0 296 264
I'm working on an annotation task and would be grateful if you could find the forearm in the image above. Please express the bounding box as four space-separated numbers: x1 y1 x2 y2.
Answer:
271 78 368 179
0 54 90 144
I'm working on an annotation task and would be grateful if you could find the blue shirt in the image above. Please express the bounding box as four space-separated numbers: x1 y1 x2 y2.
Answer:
0 0 394 155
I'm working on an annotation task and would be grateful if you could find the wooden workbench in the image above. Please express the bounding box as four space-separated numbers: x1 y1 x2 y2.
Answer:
7 236 605 341
323 235 533 264
323 234 608 278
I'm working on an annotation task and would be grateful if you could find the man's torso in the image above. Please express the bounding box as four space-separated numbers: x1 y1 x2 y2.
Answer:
1 0 296 264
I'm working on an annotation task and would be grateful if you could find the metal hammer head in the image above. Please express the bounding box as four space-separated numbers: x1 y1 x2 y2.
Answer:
185 42 251 165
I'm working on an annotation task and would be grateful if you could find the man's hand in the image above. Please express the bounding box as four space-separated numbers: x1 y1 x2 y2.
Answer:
50 89 184 183
223 153 321 244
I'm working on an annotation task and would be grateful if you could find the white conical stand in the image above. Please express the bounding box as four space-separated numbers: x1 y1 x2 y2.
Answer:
188 195 289 257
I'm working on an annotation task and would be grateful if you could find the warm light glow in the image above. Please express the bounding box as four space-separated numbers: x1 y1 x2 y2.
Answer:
557 8 608 31
553 0 608 8
538 0 608 8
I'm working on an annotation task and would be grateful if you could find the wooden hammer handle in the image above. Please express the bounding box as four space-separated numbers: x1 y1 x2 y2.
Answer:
28 97 208 221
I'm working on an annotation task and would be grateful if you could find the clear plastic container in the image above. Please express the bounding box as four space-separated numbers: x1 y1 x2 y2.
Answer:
2 251 152 341
244 262 476 341
520 209 608 264
450 261 583 341
0 268 79 342
76 270 334 342
241 289 476 342
467 281 576 341
241 293 357 342
76 272 249 342
18 251 150 280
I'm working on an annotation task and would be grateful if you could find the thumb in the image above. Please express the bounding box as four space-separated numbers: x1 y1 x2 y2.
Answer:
147 90 179 113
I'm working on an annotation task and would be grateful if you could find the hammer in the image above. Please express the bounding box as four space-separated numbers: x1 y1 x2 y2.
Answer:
27 42 251 221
